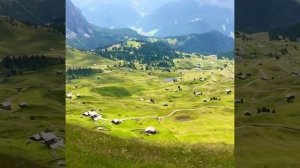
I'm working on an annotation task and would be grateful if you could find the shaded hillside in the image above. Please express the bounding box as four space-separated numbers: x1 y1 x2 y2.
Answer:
96 40 180 67
269 22 300 41
138 0 233 37
165 31 233 54
66 0 143 50
236 0 300 33
0 16 64 56
0 0 65 24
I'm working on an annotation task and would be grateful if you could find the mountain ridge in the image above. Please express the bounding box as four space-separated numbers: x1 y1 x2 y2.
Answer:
70 0 233 37
66 0 233 56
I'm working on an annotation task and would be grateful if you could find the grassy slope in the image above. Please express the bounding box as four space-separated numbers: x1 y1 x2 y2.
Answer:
0 16 64 57
235 33 300 167
0 65 65 167
0 15 65 167
67 124 233 168
66 49 234 167
66 48 115 69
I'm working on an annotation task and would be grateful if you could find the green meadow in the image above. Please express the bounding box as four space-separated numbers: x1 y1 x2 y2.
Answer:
235 33 300 167
0 16 64 57
0 65 65 168
66 49 234 167
0 16 65 168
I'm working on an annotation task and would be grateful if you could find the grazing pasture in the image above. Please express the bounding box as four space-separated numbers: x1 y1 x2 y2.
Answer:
66 49 234 167
0 65 65 168
235 32 300 167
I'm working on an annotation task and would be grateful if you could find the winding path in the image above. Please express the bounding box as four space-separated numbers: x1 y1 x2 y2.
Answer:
236 124 300 132
101 105 233 121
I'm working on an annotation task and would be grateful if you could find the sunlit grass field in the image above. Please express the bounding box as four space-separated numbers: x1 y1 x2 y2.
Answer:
66 49 234 167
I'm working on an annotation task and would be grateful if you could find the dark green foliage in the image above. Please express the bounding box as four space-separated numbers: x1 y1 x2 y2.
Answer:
0 16 64 35
168 31 234 55
97 41 179 67
1 55 64 77
66 67 102 79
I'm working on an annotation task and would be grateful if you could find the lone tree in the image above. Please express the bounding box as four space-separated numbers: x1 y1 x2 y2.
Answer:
257 108 261 113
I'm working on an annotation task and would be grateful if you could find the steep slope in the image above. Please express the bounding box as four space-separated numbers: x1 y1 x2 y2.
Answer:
0 0 65 24
66 0 92 39
66 0 143 50
70 0 141 29
236 0 300 33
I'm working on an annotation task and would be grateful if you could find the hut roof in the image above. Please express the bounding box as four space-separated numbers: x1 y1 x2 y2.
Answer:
244 110 252 116
29 131 64 149
112 119 121 124
112 119 120 122
30 133 41 141
91 114 102 121
40 132 58 142
89 111 98 117
145 127 156 132
1 101 11 107
48 139 65 149
66 93 72 98
286 94 295 98
235 99 241 103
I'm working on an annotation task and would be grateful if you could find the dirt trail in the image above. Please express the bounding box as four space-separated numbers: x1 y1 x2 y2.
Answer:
102 106 233 121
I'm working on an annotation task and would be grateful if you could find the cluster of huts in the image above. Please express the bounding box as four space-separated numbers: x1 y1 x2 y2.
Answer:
82 110 102 121
66 93 81 99
80 109 157 135
0 100 28 110
29 131 64 149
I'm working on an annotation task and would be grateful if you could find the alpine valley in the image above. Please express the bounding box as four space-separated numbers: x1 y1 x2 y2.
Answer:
66 0 234 167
